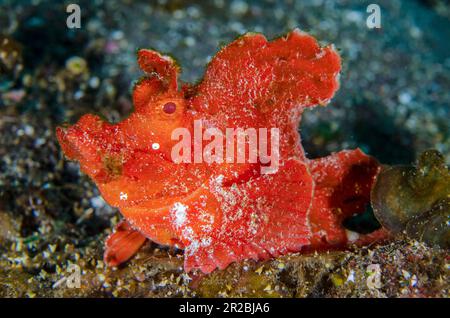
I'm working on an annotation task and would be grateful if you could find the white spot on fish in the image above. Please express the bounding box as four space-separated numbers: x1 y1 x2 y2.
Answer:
171 202 188 228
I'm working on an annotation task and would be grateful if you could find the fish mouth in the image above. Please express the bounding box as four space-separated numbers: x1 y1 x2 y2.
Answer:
56 113 104 155
56 125 82 160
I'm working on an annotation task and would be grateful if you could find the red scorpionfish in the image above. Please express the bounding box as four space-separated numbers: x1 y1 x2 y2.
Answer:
57 30 388 273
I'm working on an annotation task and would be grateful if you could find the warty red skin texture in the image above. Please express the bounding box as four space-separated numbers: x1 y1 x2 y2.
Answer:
57 30 388 273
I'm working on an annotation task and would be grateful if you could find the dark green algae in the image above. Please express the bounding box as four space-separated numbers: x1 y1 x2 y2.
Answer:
372 150 450 249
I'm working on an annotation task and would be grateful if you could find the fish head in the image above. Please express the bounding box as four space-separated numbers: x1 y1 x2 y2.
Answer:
56 48 193 181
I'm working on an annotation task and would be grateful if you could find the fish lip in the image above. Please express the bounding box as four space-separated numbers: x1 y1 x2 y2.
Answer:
56 125 81 159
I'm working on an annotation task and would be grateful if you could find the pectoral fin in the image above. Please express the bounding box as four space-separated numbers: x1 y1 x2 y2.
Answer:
103 220 147 267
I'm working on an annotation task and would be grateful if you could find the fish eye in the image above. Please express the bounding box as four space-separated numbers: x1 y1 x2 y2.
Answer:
162 102 177 114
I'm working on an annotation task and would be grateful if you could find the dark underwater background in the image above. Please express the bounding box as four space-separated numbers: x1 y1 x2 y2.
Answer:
0 0 448 297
